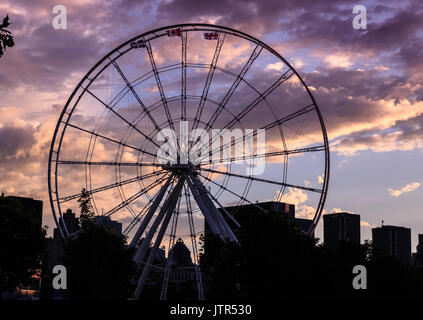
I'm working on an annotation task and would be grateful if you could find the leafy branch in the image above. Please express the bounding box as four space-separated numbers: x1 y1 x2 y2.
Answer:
0 15 14 58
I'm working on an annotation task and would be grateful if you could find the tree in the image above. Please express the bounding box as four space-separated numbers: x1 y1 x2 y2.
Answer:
0 195 47 298
63 224 136 300
77 188 94 228
0 15 14 58
63 189 136 299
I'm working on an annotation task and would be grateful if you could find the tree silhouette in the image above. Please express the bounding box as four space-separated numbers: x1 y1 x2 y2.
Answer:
77 188 94 228
0 15 14 58
63 189 136 299
63 224 136 300
0 194 47 299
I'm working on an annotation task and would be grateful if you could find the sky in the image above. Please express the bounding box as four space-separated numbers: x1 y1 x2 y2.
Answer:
0 0 423 250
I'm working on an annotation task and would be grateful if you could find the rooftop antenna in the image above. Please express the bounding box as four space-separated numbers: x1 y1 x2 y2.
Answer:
381 220 384 227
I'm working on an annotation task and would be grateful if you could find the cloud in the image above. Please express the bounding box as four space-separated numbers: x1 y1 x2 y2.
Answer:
324 53 354 68
330 208 353 214
329 100 423 156
266 62 284 71
388 182 421 197
360 221 375 228
296 205 315 219
275 187 308 206
274 188 316 219
0 124 36 161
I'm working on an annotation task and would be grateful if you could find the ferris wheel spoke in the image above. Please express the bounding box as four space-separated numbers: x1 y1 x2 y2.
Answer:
199 167 322 193
198 145 326 166
129 175 174 247
65 122 160 159
56 159 161 167
111 59 162 133
206 44 263 131
144 41 176 133
224 67 295 130
58 169 165 203
187 45 262 155
103 172 170 217
181 32 187 121
196 103 316 163
197 172 269 213
191 33 226 132
84 87 161 149
194 69 297 157
123 194 156 235
126 175 179 238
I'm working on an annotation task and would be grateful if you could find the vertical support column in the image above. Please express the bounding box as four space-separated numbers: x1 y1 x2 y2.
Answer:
133 181 175 263
160 192 181 300
185 174 223 239
134 178 185 300
190 174 238 243
130 175 173 247
184 185 205 300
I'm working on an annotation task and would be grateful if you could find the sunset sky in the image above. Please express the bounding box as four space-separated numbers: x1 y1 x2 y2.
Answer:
0 0 422 249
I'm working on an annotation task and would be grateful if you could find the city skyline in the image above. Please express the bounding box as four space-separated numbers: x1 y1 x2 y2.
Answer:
0 0 422 249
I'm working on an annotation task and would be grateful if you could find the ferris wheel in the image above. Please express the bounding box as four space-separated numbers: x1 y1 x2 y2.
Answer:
48 23 330 299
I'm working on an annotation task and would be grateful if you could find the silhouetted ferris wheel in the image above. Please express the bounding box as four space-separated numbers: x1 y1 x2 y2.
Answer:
48 23 329 300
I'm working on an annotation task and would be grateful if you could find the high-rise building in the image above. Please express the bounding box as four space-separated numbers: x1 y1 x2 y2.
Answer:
49 209 79 270
218 201 313 236
5 196 43 229
372 225 411 264
413 234 423 267
94 215 122 235
48 211 123 269
323 212 361 248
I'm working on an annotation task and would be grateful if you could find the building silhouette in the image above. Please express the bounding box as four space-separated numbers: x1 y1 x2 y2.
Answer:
4 196 42 230
372 225 411 264
47 210 124 270
94 215 122 235
43 209 122 299
413 234 423 268
3 196 43 299
323 212 360 248
48 209 79 271
169 238 195 283
218 201 314 236
137 238 166 263
170 237 193 266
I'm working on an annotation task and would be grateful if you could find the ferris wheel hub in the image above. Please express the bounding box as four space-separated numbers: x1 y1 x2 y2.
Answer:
161 162 199 173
